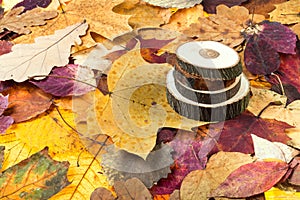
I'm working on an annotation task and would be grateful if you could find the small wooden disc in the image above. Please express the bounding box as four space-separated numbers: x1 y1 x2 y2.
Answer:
166 70 250 122
176 41 242 80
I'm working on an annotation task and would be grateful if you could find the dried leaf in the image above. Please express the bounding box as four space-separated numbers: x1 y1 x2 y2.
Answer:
242 0 286 17
114 178 152 199
211 161 289 198
0 22 88 82
269 0 300 24
292 23 300 37
0 146 4 169
3 83 52 122
101 144 173 188
30 64 96 97
0 7 57 34
202 0 247 13
90 187 115 200
199 110 292 154
264 187 300 199
247 87 300 128
180 152 255 200
113 0 173 28
252 134 299 163
151 130 208 195
244 34 280 75
0 147 70 199
142 0 202 8
94 49 206 158
13 0 52 12
0 40 12 55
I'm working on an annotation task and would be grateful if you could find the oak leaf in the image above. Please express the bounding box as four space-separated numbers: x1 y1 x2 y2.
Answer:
94 49 206 158
269 0 300 24
180 151 254 200
142 0 202 8
0 22 88 82
0 6 57 34
30 64 96 97
113 0 173 28
242 0 286 17
3 83 52 122
0 147 70 199
101 144 173 188
211 161 289 198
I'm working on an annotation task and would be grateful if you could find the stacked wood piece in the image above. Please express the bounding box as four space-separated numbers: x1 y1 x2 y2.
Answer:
166 41 250 122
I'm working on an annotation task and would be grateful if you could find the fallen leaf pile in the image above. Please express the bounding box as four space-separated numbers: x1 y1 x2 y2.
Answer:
0 0 299 199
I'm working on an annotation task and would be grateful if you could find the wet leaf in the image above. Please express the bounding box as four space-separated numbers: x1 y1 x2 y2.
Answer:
0 40 12 56
269 0 300 24
2 83 52 123
0 22 88 82
200 110 292 154
211 161 289 198
202 0 247 13
101 144 173 188
0 6 57 34
180 152 255 200
13 0 51 12
142 0 202 9
114 178 152 199
0 147 70 199
30 64 96 97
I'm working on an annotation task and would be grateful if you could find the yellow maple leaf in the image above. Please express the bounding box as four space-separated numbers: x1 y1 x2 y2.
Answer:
94 49 206 159
13 0 132 51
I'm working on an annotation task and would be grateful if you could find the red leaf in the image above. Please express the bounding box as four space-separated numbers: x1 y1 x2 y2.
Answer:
244 35 280 75
211 161 289 198
0 41 12 56
199 110 292 154
31 64 95 97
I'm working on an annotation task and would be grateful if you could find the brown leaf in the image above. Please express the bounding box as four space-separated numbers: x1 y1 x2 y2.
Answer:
180 152 255 200
3 83 52 122
211 161 289 198
90 187 115 200
242 0 286 17
0 146 4 170
0 7 57 34
269 0 300 24
114 178 152 200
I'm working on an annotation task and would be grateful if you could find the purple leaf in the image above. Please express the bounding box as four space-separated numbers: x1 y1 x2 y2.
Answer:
258 21 297 54
202 0 247 13
0 41 12 56
13 0 52 12
30 64 96 97
0 94 8 115
244 35 280 75
0 115 14 133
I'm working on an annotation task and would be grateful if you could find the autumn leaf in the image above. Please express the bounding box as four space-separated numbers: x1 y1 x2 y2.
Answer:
2 83 52 122
264 187 300 200
0 94 13 133
0 22 88 82
211 161 289 198
0 146 4 169
142 0 202 9
0 40 12 55
30 64 96 97
252 134 299 163
113 0 173 28
0 147 70 199
114 178 153 199
90 187 115 200
101 144 173 188
202 0 247 13
269 0 300 24
0 6 57 34
180 151 255 200
242 0 286 17
13 0 52 12
94 49 206 158
197 110 292 155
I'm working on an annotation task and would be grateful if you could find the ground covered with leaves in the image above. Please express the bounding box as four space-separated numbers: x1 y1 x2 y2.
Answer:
0 0 299 199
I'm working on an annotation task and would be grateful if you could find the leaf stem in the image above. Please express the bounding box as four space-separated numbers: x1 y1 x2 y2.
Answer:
271 72 285 97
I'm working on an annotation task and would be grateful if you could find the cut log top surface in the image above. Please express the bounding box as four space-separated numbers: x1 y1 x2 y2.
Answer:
176 41 240 69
